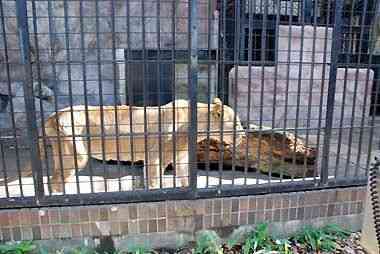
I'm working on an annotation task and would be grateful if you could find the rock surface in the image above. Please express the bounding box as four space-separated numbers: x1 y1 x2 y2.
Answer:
0 0 216 133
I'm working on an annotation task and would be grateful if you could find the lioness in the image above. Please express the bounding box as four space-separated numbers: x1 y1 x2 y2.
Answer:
39 98 243 192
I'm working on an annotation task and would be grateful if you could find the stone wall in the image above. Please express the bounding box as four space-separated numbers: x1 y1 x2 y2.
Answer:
229 25 374 129
0 0 217 133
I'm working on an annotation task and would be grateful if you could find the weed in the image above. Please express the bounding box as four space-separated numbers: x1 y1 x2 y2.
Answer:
194 230 223 254
127 244 152 254
242 224 274 254
292 225 337 253
0 241 36 254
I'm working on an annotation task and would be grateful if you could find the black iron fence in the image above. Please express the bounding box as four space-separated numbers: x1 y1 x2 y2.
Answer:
0 0 379 208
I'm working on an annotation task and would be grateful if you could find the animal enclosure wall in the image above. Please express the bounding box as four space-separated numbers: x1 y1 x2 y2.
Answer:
0 0 379 207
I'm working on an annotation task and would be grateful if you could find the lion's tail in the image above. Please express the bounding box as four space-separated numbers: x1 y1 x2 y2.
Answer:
0 113 61 186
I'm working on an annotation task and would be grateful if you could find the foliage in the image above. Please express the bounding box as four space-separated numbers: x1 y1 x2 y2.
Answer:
71 246 99 254
127 244 152 254
0 241 36 254
321 223 351 239
273 239 292 254
194 230 223 254
292 225 345 253
242 224 275 254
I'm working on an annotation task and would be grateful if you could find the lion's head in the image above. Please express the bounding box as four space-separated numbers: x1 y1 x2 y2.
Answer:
197 98 244 147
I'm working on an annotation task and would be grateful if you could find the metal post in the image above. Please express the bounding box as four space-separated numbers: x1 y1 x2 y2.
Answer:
321 0 343 184
189 0 198 196
15 0 44 200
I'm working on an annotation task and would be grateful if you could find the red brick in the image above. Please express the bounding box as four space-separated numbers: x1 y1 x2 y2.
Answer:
148 219 157 233
12 226 21 240
213 200 222 214
257 197 265 210
89 208 100 221
157 203 167 217
32 226 41 240
139 220 148 233
111 222 120 235
239 198 249 211
8 211 20 226
81 223 91 237
120 221 129 234
266 198 273 210
249 197 256 210
40 225 52 240
222 199 231 214
1 227 11 241
157 218 166 232
248 212 255 224
204 215 212 228
0 212 9 227
127 221 138 234
71 224 82 238
205 200 213 214
19 210 32 226
79 208 89 222
117 206 129 221
49 209 60 224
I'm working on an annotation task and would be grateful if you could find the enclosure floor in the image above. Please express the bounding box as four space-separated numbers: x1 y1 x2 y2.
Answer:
0 126 379 198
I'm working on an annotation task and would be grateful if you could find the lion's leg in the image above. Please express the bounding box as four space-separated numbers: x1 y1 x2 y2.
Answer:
51 138 88 193
145 151 160 190
175 151 189 188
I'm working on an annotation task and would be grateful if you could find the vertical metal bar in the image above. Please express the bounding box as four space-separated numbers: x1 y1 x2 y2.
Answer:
63 0 81 194
321 0 343 184
293 0 306 179
156 0 163 189
205 0 213 188
271 0 281 182
189 0 198 194
47 0 66 194
15 0 44 201
95 0 108 192
231 0 241 186
344 0 369 177
126 0 136 190
142 0 149 190
0 0 23 196
354 0 372 177
218 0 226 188
304 0 318 182
79 0 94 193
31 0 51 194
110 0 122 191
171 0 177 189
336 2 356 179
315 0 332 183
280 0 294 184
244 0 253 186
257 0 269 184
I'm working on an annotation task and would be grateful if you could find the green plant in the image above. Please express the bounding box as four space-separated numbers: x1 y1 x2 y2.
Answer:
321 224 351 240
292 225 337 253
127 245 152 254
242 224 275 254
274 239 292 254
71 246 98 254
194 230 223 254
0 241 36 254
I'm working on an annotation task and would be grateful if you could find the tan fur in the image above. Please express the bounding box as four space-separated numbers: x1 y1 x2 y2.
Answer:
42 98 244 192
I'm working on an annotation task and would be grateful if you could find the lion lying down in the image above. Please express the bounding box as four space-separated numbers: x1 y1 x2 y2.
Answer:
37 98 244 192
197 127 317 178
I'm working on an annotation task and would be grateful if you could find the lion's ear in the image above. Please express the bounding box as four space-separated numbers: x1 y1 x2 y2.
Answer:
212 97 223 118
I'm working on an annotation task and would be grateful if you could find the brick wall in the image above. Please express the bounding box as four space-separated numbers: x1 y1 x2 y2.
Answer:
0 187 366 248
